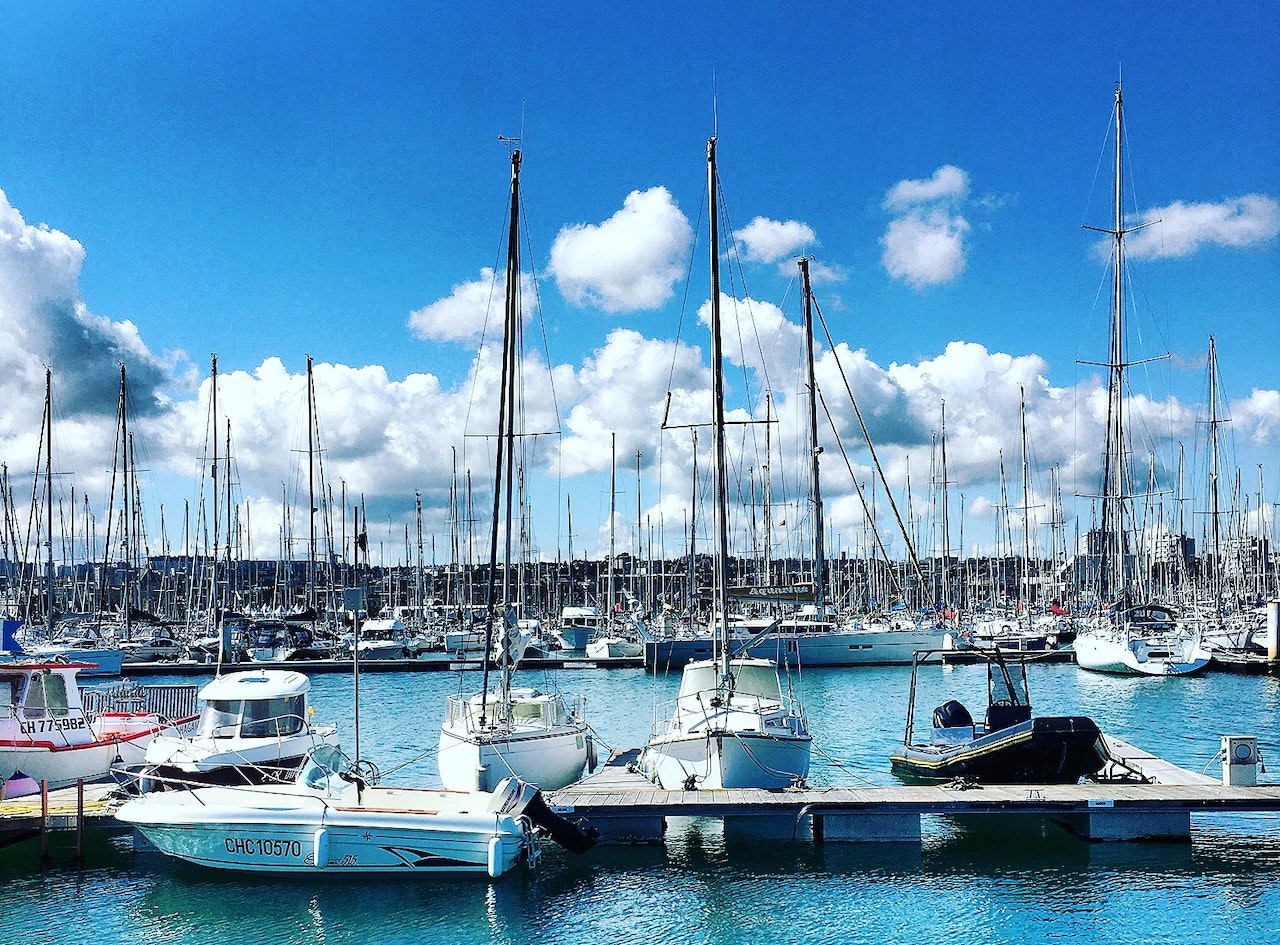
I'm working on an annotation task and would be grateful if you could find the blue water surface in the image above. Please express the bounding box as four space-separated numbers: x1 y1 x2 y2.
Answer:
2 662 1278 945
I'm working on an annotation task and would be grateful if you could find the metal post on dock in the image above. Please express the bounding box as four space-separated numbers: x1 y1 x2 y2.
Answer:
39 779 49 863
76 779 85 862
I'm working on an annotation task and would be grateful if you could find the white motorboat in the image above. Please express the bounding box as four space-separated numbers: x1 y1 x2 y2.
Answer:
140 669 338 787
1 659 191 789
118 744 595 876
439 685 592 792
556 606 601 651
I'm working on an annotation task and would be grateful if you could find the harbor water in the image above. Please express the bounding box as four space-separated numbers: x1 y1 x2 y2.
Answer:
3 662 1279 944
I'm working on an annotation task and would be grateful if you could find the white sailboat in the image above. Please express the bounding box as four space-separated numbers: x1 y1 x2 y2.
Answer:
638 137 811 790
1072 83 1209 677
437 148 590 793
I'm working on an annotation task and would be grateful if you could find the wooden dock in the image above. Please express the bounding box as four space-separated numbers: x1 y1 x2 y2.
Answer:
546 736 1280 845
6 734 1277 856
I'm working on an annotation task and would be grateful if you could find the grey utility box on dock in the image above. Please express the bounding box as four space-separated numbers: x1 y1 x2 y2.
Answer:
1222 735 1259 787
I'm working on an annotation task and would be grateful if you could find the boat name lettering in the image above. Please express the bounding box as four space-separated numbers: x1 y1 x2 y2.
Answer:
19 717 87 735
224 837 303 858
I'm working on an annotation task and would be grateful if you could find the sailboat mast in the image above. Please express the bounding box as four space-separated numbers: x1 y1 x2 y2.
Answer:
44 368 54 639
480 147 523 712
306 355 317 611
1019 388 1033 632
1104 84 1128 602
706 136 733 681
1207 335 1223 622
120 363 132 640
608 433 617 619
799 258 826 616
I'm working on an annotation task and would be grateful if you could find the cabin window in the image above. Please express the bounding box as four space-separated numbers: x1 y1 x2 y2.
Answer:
733 665 783 700
240 696 302 738
197 699 242 738
1 674 23 716
24 671 72 719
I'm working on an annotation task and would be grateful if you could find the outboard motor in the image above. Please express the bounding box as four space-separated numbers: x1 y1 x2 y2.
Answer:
932 700 974 729
490 778 600 855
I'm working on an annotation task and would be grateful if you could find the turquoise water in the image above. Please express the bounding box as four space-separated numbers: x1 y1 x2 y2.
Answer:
3 663 1279 944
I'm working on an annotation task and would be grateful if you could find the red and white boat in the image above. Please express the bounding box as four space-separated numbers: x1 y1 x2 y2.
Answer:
1 659 190 791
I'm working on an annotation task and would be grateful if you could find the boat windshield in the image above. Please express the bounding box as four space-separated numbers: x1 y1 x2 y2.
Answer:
298 744 351 790
196 696 307 738
989 662 1030 705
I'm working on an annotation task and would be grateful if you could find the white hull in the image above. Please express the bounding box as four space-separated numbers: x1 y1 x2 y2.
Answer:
649 623 946 668
639 658 811 790
585 638 642 659
1073 630 1210 676
438 723 588 792
639 729 811 790
118 782 530 875
2 732 151 787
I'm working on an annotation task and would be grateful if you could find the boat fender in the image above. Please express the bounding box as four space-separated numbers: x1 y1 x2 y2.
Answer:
586 734 598 773
313 827 330 868
487 835 505 878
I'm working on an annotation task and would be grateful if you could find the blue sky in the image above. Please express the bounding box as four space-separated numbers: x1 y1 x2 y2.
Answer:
0 3 1276 571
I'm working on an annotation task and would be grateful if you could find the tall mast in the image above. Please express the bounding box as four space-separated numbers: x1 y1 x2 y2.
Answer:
1207 335 1223 622
1019 388 1033 631
120 363 132 639
210 354 220 616
706 136 733 681
43 368 54 639
1102 83 1128 602
939 400 952 618
608 432 617 619
799 258 826 616
480 147 522 714
306 355 317 611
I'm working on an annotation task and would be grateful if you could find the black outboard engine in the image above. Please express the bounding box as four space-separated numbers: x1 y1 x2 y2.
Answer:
932 700 974 729
491 778 600 855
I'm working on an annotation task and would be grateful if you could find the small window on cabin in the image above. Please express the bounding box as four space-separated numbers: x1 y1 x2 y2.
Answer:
198 699 242 738
279 695 305 735
24 672 72 719
1 674 23 716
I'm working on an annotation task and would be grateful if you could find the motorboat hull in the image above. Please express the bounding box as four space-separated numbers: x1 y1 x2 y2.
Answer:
118 785 531 875
890 716 1109 784
647 625 948 669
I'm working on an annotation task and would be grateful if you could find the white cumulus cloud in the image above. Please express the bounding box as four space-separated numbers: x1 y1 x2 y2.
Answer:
548 187 692 313
732 216 816 263
1125 195 1280 259
881 209 970 288
880 166 973 289
407 267 534 344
